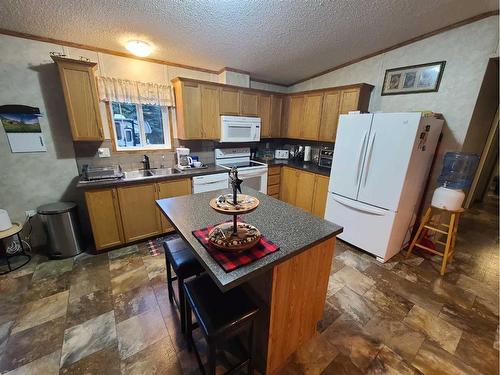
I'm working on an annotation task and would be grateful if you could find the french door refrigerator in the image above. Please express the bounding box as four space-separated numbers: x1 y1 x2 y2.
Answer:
324 112 443 262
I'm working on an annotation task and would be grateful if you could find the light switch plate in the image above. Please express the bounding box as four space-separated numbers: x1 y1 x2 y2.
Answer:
98 148 111 158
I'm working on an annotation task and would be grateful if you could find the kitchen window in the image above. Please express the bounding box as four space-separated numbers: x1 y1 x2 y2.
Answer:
110 101 171 151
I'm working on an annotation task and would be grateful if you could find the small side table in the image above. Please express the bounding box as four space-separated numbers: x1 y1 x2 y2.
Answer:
0 222 31 275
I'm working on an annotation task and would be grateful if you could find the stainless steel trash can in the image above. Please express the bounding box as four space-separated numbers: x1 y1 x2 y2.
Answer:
37 202 83 258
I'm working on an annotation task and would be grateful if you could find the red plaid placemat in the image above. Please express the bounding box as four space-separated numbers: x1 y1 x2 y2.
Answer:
192 222 280 272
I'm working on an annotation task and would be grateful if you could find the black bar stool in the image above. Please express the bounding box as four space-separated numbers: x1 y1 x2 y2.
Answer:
163 237 204 333
184 273 259 375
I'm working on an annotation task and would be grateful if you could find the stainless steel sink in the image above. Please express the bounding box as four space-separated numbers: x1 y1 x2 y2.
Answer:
123 168 181 180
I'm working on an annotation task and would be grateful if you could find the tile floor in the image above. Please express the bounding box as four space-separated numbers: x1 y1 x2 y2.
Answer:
0 196 498 374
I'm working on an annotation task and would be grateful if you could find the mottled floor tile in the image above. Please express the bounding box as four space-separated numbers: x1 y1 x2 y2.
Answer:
69 264 111 302
60 311 117 368
3 350 60 375
143 254 167 281
0 317 65 373
318 300 341 333
429 278 476 310
60 344 121 375
108 244 141 260
31 258 73 282
326 277 344 297
456 273 499 307
109 255 144 279
321 353 364 374
0 321 13 354
363 286 414 321
364 313 425 362
116 306 167 360
22 272 70 303
335 249 373 272
113 284 158 323
0 294 21 327
365 345 421 375
0 275 32 300
403 305 462 354
111 266 150 296
120 337 181 375
412 340 477 375
65 289 113 329
401 256 425 267
323 314 383 371
454 331 499 375
328 286 378 326
331 265 375 295
11 290 69 334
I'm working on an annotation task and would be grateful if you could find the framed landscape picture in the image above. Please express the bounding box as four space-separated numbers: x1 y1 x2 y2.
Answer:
381 61 446 95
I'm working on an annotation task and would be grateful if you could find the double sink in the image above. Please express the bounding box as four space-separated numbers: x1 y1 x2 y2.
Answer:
123 168 181 180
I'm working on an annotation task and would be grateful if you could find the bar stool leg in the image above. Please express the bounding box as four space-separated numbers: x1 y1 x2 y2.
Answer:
207 340 216 375
448 212 461 263
178 276 186 333
185 297 193 352
440 212 456 276
407 207 432 258
247 321 254 375
165 259 174 303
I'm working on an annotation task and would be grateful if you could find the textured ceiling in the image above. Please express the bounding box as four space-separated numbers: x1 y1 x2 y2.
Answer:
0 0 497 85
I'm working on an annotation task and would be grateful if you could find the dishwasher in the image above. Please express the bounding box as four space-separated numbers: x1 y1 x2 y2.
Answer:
192 173 229 193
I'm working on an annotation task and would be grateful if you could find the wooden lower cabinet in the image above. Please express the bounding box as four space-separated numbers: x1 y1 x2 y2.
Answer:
85 188 124 251
157 179 192 232
267 165 281 198
279 166 329 216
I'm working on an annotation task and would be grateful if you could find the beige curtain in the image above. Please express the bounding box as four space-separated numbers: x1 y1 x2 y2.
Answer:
97 76 173 107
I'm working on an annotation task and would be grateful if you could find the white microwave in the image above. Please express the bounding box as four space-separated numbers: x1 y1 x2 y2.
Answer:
220 115 261 143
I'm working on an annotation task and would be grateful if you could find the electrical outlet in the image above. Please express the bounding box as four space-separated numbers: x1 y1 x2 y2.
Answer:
98 148 111 158
25 210 36 218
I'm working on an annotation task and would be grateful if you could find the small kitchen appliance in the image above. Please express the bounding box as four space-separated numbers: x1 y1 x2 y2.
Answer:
0 209 12 231
318 147 334 169
81 165 123 181
220 116 261 143
176 147 193 170
275 149 289 160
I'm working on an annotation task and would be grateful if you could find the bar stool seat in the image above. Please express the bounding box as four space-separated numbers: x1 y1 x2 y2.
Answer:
184 273 259 375
163 238 204 333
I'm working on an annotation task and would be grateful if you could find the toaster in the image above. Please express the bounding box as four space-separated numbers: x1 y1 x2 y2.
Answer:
275 149 289 159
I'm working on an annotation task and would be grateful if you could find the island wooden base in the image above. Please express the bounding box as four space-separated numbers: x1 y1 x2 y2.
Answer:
245 237 336 374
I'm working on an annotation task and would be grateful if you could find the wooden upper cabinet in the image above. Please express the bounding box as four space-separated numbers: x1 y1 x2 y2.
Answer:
339 88 360 114
240 91 259 116
85 188 124 251
173 80 203 139
287 95 304 139
220 87 240 115
200 84 220 139
51 56 103 141
270 95 283 138
157 178 192 233
312 175 329 218
259 94 272 138
117 183 162 243
319 90 341 142
302 93 323 140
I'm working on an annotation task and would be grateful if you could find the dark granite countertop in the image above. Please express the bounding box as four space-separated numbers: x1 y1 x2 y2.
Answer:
76 165 227 189
156 187 343 291
255 158 331 177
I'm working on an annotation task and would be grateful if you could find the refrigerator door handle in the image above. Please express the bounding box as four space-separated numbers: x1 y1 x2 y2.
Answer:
362 132 376 187
333 195 387 216
355 131 368 186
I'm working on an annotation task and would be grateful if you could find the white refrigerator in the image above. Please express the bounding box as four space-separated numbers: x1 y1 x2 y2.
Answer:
324 112 443 262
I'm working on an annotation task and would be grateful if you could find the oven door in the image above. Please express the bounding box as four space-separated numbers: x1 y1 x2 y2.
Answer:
238 168 268 193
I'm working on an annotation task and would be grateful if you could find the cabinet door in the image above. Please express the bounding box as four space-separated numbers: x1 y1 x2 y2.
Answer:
157 178 192 232
201 84 220 139
55 59 103 141
270 95 283 138
279 167 298 205
259 94 272 138
85 188 123 251
117 183 162 242
319 90 341 142
240 91 259 116
176 81 203 139
339 88 360 114
287 96 304 139
312 175 329 217
302 93 323 140
220 87 240 115
295 171 316 213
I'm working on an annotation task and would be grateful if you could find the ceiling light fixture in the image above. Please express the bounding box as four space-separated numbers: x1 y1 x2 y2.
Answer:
125 40 152 57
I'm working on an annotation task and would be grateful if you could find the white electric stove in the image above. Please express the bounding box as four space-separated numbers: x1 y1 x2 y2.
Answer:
215 148 268 193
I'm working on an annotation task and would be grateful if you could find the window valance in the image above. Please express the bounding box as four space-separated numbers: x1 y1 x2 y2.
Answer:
97 76 173 107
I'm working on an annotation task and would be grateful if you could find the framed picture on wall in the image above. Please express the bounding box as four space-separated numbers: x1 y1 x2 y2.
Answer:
381 61 446 95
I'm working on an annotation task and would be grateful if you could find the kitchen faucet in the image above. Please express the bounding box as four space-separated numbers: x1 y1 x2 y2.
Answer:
141 155 151 170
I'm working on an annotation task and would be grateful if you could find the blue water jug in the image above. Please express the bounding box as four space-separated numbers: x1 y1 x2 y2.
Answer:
437 152 480 190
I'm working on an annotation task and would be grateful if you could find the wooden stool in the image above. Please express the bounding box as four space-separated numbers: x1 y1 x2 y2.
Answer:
163 238 204 333
406 206 464 275
184 273 259 375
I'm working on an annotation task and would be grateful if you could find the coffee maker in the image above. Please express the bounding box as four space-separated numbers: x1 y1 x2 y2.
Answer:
176 147 193 170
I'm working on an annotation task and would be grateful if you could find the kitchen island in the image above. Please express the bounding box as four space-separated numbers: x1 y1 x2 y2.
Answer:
157 187 342 374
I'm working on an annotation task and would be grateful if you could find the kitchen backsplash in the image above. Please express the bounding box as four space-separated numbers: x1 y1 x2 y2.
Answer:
73 138 335 174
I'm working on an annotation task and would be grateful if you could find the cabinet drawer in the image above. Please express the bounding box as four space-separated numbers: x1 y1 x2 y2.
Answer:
268 184 280 196
268 166 281 176
268 174 280 186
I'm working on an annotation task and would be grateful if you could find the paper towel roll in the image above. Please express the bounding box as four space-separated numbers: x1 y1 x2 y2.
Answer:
0 209 12 231
304 146 312 162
